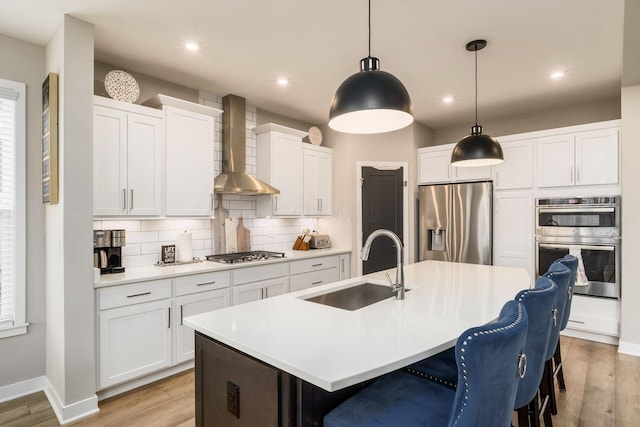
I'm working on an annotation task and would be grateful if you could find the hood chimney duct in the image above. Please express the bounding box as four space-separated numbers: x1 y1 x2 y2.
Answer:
214 94 279 195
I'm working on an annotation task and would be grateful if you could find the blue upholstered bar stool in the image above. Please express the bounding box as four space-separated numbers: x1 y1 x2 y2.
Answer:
406 278 558 427
514 276 557 427
324 300 529 427
552 256 578 404
538 261 573 419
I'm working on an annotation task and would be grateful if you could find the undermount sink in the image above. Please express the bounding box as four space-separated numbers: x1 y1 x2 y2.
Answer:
304 282 409 311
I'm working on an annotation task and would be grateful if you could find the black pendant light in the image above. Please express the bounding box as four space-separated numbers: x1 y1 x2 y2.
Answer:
328 0 413 134
451 39 504 167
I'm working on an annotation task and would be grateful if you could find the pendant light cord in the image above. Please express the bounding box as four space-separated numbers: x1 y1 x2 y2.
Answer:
368 0 371 57
474 45 478 127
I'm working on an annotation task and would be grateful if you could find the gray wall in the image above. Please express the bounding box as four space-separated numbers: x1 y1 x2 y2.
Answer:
317 121 434 274
432 96 621 146
0 35 46 387
619 0 640 353
95 61 199 105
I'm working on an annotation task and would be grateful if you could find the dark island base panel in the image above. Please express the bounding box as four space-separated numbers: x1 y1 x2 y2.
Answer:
194 332 371 427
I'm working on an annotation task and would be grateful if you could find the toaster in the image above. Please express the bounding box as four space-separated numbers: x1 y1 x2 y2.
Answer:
309 235 331 249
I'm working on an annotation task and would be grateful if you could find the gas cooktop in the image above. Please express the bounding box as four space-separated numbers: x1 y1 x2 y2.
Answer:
205 250 286 264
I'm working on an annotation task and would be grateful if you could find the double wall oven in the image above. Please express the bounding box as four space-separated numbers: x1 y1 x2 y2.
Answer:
535 196 620 299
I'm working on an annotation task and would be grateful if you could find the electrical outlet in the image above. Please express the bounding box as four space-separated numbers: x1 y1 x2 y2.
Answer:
227 381 240 418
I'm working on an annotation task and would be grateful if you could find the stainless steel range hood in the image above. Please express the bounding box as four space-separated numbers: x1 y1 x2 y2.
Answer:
214 94 279 195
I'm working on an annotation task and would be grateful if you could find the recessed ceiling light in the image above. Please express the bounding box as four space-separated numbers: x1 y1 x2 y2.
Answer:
442 96 454 104
550 71 565 79
277 78 289 86
185 41 201 51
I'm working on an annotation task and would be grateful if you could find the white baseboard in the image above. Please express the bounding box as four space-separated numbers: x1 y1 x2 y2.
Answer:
561 328 619 345
44 377 99 425
618 340 640 357
0 375 45 403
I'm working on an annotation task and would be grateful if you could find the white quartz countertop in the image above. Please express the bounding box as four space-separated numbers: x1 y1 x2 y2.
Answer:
185 260 531 392
94 248 352 288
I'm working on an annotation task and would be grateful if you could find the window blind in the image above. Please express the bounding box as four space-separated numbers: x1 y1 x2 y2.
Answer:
0 88 17 325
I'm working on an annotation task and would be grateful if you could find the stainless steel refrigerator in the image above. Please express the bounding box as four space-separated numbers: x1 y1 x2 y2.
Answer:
418 181 493 265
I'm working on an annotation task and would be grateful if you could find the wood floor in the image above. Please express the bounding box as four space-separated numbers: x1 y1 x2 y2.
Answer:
1 336 638 427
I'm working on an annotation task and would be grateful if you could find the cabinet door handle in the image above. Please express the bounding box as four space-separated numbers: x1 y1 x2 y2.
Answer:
130 189 134 210
197 281 216 286
210 193 214 210
317 198 320 212
122 189 127 210
312 280 323 285
341 258 345 273
179 305 183 326
264 287 268 299
312 263 323 267
274 196 278 211
167 307 171 329
126 291 151 298
320 198 323 212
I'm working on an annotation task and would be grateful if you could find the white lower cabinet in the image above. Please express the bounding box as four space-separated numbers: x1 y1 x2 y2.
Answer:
173 271 231 364
175 289 230 363
290 268 339 292
564 295 620 343
96 252 351 391
289 255 340 292
339 254 351 280
493 192 534 280
98 296 172 389
233 276 290 305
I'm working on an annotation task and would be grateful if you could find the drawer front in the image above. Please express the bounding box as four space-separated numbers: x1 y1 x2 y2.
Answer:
289 255 339 275
233 262 289 285
290 267 339 292
175 271 231 296
98 280 172 310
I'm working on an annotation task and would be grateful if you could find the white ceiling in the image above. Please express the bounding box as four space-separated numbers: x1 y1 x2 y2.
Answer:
0 0 625 129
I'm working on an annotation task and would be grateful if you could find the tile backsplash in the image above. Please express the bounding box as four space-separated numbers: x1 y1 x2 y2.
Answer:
93 216 318 268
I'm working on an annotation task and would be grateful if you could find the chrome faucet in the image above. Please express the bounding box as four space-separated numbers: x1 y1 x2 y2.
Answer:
361 229 405 299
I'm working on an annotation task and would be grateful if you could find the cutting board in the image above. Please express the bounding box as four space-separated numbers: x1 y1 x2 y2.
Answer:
225 218 238 253
236 218 251 252
213 195 228 255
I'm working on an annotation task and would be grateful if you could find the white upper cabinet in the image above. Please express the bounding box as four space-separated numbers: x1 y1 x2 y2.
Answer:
536 133 576 187
536 127 619 188
574 128 619 186
303 144 333 215
160 98 222 216
255 123 308 217
418 146 452 184
418 144 491 185
493 139 534 190
94 97 164 216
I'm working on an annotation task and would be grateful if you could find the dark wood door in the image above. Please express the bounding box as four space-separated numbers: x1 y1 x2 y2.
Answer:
361 166 404 275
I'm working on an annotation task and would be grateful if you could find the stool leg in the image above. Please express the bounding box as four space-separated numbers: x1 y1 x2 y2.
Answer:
517 406 530 427
543 359 559 415
553 343 566 392
529 395 541 427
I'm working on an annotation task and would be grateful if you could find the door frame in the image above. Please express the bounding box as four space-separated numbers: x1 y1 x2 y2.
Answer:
356 161 409 276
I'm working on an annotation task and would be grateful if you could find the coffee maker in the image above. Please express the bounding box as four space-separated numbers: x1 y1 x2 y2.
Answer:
94 229 126 274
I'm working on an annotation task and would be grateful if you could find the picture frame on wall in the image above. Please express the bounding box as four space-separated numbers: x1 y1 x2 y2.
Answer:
42 72 59 204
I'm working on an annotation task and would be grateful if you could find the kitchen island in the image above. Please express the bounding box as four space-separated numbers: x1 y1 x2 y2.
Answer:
185 260 530 426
